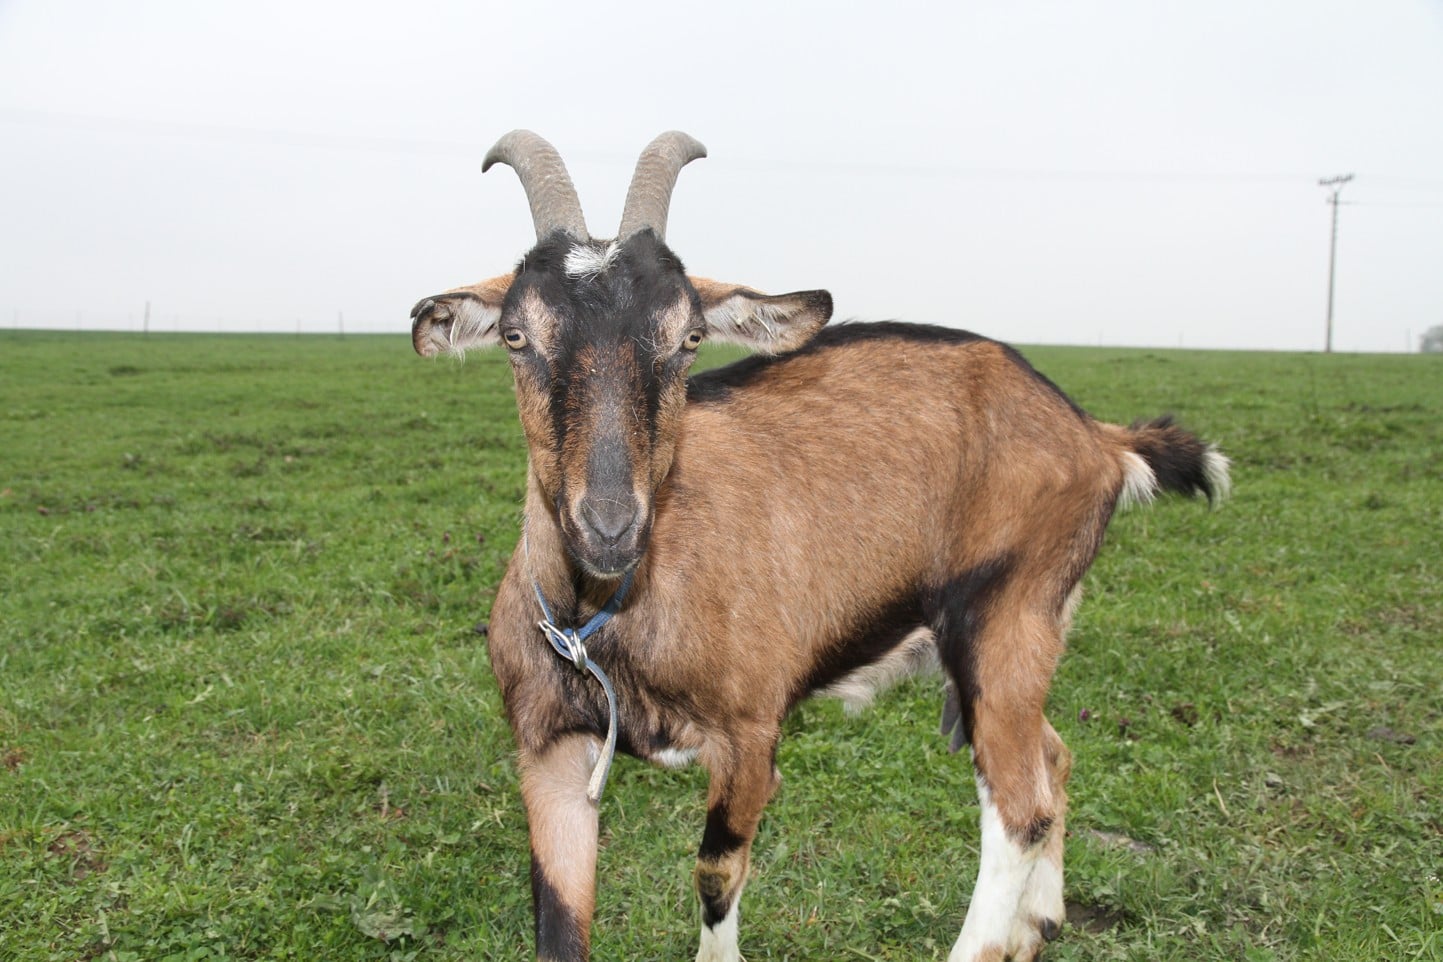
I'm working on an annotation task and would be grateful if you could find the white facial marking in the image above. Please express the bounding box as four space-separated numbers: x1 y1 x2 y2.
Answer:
564 241 621 279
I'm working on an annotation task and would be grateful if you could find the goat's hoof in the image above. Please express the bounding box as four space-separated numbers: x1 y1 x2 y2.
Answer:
1002 916 1063 962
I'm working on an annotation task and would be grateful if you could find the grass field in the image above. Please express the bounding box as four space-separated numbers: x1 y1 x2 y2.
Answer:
1 329 1440 961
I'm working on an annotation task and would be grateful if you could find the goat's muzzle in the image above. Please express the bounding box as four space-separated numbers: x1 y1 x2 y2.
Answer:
564 491 650 578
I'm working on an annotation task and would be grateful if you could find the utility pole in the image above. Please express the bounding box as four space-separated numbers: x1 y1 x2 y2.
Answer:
1319 173 1353 353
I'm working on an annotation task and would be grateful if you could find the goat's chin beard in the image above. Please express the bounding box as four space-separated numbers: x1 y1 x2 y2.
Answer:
580 560 634 581
564 528 649 582
569 547 640 581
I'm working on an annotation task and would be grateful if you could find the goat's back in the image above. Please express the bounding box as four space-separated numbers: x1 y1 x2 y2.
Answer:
652 324 1126 664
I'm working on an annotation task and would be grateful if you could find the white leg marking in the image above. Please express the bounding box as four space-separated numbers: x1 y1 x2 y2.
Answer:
695 894 741 962
948 780 1036 962
1009 846 1063 955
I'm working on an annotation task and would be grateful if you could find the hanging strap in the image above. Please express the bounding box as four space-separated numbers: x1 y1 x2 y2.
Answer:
530 567 634 802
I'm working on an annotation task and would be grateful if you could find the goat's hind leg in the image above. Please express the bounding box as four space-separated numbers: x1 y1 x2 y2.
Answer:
938 604 1068 962
1008 717 1070 956
694 737 781 962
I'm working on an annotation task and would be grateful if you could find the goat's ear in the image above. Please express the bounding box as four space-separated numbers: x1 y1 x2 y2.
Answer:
410 274 513 357
689 276 833 355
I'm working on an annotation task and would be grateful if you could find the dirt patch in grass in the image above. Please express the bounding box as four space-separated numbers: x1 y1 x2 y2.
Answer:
1078 827 1157 854
47 830 107 879
1339 602 1443 638
1066 900 1127 934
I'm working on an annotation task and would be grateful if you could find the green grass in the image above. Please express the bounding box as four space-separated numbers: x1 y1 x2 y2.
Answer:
1 331 1440 961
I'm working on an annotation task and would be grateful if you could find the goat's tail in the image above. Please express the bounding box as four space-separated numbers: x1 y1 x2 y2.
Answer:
1115 415 1231 509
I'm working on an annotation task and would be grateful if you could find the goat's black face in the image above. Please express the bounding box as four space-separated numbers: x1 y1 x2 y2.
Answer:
410 131 834 578
409 228 832 577
501 231 704 577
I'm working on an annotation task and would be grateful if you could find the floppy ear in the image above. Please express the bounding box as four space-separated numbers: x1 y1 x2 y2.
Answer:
688 276 833 354
410 274 513 357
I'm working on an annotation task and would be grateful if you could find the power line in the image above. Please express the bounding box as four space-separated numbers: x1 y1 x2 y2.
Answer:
1347 200 1443 208
1319 174 1354 354
6 106 1435 189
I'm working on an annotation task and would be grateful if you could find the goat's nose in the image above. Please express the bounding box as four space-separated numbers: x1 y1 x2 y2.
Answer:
580 498 638 545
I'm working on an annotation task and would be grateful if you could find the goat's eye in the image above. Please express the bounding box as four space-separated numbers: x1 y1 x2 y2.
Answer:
502 329 528 350
682 329 706 351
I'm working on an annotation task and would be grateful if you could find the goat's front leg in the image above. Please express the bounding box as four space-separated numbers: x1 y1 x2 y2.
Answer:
695 736 781 962
520 733 604 962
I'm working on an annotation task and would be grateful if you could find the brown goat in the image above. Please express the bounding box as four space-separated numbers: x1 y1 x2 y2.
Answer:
410 130 1228 962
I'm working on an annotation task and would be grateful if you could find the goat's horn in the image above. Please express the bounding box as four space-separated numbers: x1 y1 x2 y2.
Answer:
617 131 707 242
483 130 589 241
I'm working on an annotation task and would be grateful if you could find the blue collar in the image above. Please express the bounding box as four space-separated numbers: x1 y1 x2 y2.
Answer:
530 567 634 670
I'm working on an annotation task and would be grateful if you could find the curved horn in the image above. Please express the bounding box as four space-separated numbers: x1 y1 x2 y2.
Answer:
482 130 589 241
616 131 707 241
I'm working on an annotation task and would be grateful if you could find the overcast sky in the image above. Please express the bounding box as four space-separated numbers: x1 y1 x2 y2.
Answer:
2 1 1441 351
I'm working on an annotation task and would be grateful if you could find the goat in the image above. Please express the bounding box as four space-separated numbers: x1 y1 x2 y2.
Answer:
410 130 1229 962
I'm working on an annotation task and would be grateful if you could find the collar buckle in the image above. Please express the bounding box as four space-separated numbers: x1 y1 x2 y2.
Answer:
538 620 589 672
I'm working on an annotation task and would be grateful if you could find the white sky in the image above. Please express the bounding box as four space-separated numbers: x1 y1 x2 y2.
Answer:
2 0 1441 351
